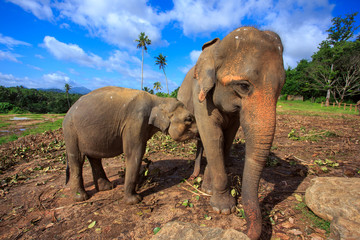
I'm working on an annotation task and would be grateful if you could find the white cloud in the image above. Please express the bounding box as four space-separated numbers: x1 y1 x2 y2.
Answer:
35 54 44 59
0 72 20 86
53 0 168 48
7 0 53 20
42 72 70 85
190 50 201 63
0 33 31 49
170 0 271 36
43 36 103 68
27 64 42 71
179 50 202 74
42 36 163 89
0 50 22 63
0 71 76 89
261 0 334 68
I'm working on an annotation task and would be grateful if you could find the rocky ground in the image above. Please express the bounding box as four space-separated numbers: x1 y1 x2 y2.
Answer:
0 109 359 240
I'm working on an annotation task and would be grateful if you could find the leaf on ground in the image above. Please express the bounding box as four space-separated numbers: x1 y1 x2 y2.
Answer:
287 229 303 236
88 221 96 229
275 233 290 240
153 227 161 234
78 228 87 234
281 221 295 229
294 194 303 202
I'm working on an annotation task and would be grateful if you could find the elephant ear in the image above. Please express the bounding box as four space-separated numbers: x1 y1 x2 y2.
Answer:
148 106 170 133
194 38 220 102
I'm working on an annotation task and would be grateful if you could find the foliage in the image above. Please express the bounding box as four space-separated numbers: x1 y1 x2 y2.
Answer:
295 202 331 234
154 53 169 94
287 128 337 142
143 87 154 94
64 83 72 109
153 81 162 91
282 12 360 103
0 86 81 114
326 12 359 44
135 32 151 90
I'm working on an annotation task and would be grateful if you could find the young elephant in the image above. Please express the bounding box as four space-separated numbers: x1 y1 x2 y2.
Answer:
63 86 198 204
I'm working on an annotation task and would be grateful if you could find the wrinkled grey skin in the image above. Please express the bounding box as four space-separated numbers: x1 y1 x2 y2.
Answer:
63 86 198 204
178 27 285 240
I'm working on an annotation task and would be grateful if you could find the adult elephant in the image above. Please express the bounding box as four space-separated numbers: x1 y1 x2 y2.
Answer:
178 27 285 240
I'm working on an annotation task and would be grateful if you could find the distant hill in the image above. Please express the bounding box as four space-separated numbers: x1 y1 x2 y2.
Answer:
69 87 91 95
37 87 91 95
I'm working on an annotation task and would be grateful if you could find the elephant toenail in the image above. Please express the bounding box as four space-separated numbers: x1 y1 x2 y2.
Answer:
222 208 230 215
213 207 220 214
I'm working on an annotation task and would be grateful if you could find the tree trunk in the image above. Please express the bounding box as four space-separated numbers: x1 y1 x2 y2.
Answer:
163 69 169 94
325 89 330 107
66 92 70 109
141 47 144 90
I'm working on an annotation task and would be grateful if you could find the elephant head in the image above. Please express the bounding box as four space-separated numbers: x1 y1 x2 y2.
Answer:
149 98 198 142
193 27 285 239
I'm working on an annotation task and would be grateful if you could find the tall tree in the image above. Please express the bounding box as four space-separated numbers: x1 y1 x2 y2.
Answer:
153 81 162 92
327 12 359 44
135 32 151 90
65 83 71 109
309 12 359 105
154 53 169 94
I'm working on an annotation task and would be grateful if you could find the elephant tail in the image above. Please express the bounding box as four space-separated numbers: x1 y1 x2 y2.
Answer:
65 154 70 185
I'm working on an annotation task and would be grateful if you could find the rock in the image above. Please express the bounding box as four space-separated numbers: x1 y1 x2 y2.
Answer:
330 217 360 240
305 177 360 239
151 221 250 240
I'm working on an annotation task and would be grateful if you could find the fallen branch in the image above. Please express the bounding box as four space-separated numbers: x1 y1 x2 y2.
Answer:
183 179 211 196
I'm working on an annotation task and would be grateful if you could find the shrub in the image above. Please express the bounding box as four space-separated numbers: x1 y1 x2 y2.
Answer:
0 102 14 113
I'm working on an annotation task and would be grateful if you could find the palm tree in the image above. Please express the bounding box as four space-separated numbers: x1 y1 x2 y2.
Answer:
143 87 154 94
64 83 71 109
153 81 162 92
154 53 169 94
135 32 151 90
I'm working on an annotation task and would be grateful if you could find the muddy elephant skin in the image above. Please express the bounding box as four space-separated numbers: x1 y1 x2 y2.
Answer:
63 86 198 204
178 27 285 240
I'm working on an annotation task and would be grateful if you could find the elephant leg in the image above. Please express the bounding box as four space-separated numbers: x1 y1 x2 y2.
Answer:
88 157 113 192
223 119 240 167
189 140 203 179
201 165 212 195
195 110 235 214
66 143 88 202
123 134 145 205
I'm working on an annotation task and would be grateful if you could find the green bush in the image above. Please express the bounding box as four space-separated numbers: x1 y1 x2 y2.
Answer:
0 102 14 113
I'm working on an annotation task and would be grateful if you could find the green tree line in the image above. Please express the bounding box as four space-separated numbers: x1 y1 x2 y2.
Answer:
282 12 360 104
0 86 82 114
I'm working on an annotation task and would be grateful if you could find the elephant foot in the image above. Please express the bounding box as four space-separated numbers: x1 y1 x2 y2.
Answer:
124 193 142 205
210 192 236 215
96 178 113 191
201 184 213 195
72 189 89 202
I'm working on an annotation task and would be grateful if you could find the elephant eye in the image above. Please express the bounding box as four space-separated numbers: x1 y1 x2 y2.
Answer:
184 116 193 123
233 80 251 95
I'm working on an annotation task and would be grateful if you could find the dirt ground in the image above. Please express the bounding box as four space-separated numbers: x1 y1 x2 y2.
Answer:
0 109 359 240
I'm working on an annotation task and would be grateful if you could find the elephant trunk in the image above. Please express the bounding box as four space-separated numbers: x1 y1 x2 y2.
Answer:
240 100 277 240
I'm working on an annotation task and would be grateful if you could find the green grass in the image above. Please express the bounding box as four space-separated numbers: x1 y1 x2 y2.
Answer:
296 202 331 234
0 115 64 145
0 122 11 129
277 100 358 116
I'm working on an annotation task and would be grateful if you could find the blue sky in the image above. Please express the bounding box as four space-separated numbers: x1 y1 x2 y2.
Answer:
0 0 359 92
